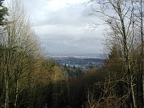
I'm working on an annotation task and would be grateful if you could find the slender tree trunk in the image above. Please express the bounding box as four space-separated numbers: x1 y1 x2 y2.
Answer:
5 55 9 108
5 73 9 108
140 0 144 106
14 73 18 108
117 1 137 107
131 75 137 108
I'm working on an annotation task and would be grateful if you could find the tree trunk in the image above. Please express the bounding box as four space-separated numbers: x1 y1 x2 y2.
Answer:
14 75 18 108
117 1 137 107
140 0 144 106
5 60 9 108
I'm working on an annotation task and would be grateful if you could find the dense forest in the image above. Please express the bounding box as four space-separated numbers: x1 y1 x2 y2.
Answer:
0 0 144 108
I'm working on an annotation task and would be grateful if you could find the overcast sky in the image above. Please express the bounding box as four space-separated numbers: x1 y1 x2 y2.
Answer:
5 0 107 55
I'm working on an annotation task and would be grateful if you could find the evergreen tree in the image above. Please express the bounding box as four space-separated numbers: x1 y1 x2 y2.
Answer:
0 0 8 25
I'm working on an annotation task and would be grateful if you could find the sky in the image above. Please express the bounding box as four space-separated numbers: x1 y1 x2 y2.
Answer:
5 0 107 55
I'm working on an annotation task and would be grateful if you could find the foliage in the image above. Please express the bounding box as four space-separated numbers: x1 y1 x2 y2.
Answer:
0 0 144 108
0 0 8 25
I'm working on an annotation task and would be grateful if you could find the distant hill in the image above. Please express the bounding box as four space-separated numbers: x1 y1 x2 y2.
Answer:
48 53 107 59
49 55 106 69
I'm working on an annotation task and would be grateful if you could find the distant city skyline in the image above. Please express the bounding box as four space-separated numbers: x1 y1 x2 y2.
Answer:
5 0 108 55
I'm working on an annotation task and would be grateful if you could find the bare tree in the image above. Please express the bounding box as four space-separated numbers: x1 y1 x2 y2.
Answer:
88 0 144 107
139 0 144 106
0 0 41 107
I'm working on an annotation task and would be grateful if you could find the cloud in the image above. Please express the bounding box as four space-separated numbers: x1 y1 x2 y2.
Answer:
5 0 106 55
32 4 95 27
47 0 89 11
39 30 104 55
